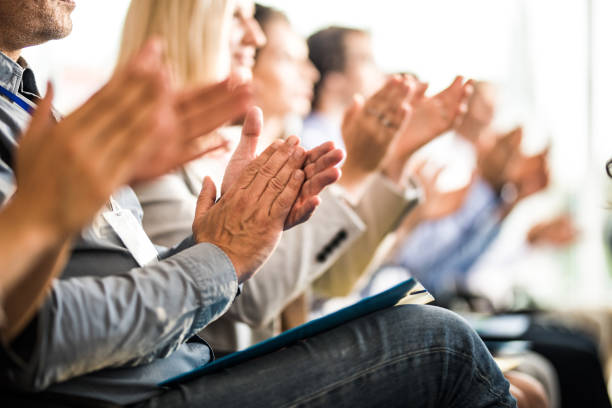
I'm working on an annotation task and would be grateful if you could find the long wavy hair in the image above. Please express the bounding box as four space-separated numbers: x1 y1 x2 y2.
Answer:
117 0 234 88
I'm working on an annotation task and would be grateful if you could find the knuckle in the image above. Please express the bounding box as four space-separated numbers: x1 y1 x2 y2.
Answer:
258 163 278 179
267 176 285 192
275 195 293 210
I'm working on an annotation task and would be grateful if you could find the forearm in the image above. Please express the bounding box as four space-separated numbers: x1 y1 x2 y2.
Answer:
0 201 62 296
0 197 76 342
4 243 238 390
220 188 366 327
1 240 71 343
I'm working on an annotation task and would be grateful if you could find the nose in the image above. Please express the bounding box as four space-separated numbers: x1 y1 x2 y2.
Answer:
305 60 320 83
243 17 266 48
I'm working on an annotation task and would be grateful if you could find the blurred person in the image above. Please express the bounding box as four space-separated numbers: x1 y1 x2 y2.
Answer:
128 1 422 352
368 82 549 297
363 81 610 408
0 63 192 342
111 1 519 407
0 0 343 405
302 26 472 297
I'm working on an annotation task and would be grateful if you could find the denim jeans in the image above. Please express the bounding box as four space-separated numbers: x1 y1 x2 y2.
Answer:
133 305 516 407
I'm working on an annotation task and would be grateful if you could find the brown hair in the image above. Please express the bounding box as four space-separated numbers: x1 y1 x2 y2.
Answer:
307 26 367 109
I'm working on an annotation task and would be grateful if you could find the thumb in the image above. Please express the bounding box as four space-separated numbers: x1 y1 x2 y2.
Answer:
196 176 217 216
414 82 429 101
438 75 464 101
26 81 54 140
235 106 262 161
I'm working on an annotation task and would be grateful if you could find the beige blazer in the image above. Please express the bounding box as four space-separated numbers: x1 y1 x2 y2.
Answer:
133 136 419 351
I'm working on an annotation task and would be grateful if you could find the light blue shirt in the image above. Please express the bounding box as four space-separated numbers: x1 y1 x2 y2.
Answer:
363 177 502 297
0 51 238 404
301 112 345 152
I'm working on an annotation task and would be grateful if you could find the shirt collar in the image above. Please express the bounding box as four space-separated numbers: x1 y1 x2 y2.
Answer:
0 51 25 94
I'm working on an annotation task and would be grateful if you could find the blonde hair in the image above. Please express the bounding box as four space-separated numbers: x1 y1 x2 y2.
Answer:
118 0 234 88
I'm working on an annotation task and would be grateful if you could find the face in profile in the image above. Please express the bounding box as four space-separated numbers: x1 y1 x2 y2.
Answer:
253 19 320 119
341 31 385 99
229 0 266 72
0 0 75 45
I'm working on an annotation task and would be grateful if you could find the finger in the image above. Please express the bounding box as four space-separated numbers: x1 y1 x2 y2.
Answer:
381 79 413 130
387 101 412 132
26 81 55 140
430 166 445 184
83 70 166 151
270 169 306 223
177 78 251 124
414 82 429 101
304 148 344 179
258 144 307 209
234 139 284 190
363 77 398 116
125 38 164 78
196 176 218 215
438 75 464 103
71 40 164 125
179 83 252 140
284 195 321 229
237 106 263 159
246 136 300 199
412 159 428 178
305 141 335 166
98 95 166 182
300 166 341 197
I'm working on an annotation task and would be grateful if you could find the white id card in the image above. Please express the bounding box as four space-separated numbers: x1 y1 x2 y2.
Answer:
102 203 159 267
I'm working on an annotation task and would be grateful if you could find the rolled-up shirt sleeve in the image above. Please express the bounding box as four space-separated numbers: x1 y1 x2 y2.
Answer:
3 242 238 391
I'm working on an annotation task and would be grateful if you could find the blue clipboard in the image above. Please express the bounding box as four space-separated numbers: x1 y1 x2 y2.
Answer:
161 278 423 386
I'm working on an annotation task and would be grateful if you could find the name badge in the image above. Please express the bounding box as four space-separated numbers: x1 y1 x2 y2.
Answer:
102 200 159 267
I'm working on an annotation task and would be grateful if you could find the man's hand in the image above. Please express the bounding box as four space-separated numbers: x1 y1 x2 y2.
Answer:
130 73 253 183
381 76 473 182
339 76 413 194
192 137 310 282
221 107 344 229
12 40 175 238
286 141 343 228
221 106 264 195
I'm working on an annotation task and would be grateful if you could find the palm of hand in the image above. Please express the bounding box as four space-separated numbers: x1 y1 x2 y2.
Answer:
342 106 395 172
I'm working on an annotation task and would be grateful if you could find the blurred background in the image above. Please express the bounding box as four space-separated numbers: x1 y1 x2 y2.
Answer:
22 0 612 309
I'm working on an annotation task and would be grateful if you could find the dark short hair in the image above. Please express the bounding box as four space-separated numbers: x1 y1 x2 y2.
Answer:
254 4 290 63
254 4 289 32
606 158 612 178
307 26 367 109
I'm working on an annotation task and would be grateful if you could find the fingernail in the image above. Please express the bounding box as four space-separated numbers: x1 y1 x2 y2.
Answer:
287 136 299 146
293 148 305 159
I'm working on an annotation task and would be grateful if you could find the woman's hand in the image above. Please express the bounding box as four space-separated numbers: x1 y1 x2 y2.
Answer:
339 76 413 195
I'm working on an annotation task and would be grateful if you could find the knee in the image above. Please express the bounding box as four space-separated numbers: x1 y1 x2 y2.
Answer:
392 305 481 349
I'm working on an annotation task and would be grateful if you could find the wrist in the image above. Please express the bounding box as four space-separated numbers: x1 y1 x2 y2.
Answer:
381 157 407 184
338 162 370 192
0 198 63 254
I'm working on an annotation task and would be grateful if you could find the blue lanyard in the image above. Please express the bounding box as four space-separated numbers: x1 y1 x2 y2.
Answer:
0 84 34 114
